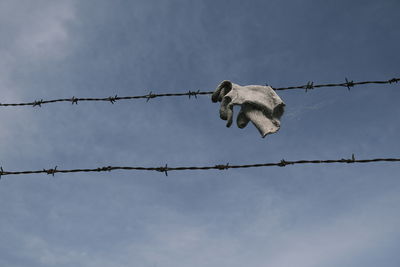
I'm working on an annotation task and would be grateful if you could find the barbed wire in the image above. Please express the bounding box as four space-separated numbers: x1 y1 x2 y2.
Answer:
1 155 399 178
0 77 398 107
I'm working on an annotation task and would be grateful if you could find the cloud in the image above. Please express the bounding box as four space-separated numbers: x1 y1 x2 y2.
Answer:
0 0 76 60
4 188 393 267
0 0 77 144
266 193 400 267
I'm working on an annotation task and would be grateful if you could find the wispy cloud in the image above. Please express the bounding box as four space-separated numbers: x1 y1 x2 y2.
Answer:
0 0 76 60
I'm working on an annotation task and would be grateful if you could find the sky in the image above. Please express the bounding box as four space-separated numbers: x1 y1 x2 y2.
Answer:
0 0 399 266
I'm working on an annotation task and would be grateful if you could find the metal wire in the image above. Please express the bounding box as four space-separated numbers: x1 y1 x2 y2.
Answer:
1 155 399 178
0 77 398 107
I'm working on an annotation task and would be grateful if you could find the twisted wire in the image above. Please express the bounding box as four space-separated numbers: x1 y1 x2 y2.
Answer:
0 77 398 107
1 155 399 178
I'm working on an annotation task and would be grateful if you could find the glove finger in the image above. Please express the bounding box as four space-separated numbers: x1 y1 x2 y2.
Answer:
219 96 231 120
212 80 232 102
245 109 280 138
226 103 234 127
212 88 222 103
237 108 250 128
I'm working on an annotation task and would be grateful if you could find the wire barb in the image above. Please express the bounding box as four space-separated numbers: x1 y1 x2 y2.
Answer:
157 164 169 176
215 163 230 170
108 95 118 104
44 166 57 177
188 90 200 99
278 159 287 167
0 167 3 179
98 166 113 172
146 91 156 102
33 99 43 107
71 96 79 105
304 81 314 92
344 78 354 91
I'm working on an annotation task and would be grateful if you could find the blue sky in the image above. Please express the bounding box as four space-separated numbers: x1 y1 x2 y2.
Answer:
0 0 399 266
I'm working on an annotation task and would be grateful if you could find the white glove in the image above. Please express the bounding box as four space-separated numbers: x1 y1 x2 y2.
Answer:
212 80 285 138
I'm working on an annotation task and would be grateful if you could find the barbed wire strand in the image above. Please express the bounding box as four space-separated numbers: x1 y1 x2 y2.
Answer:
0 77 398 107
1 155 399 178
